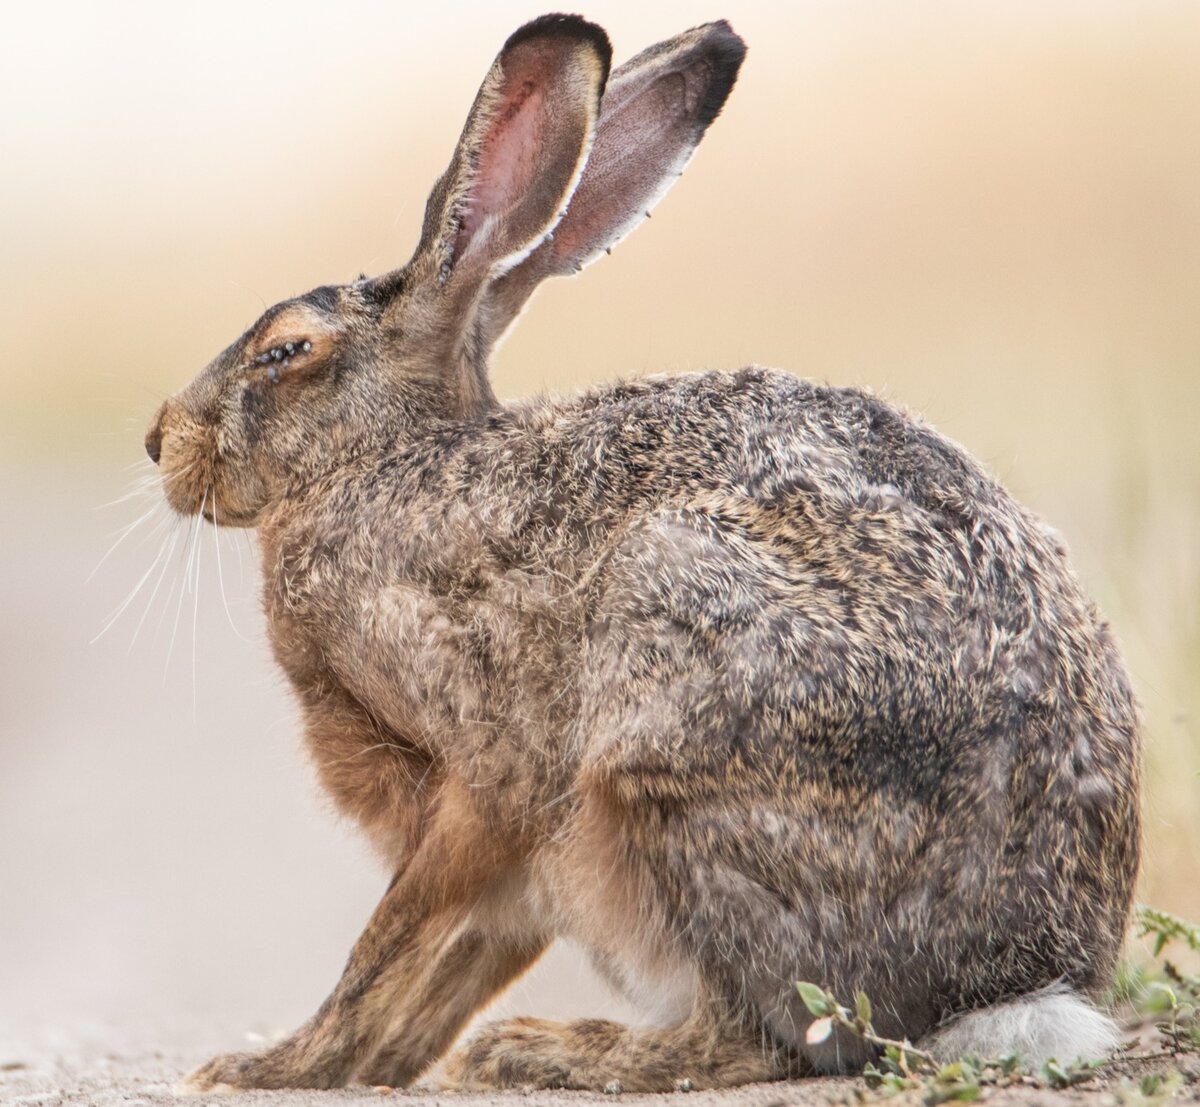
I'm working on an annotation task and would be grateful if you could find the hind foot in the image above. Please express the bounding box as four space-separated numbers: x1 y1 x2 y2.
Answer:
445 1014 786 1092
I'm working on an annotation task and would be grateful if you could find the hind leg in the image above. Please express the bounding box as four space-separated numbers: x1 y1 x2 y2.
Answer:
445 1004 792 1092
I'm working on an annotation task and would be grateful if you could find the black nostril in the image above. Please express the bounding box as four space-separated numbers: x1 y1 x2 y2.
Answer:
145 424 162 465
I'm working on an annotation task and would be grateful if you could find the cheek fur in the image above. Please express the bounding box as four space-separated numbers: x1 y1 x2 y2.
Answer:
238 381 272 450
158 415 219 516
156 398 267 525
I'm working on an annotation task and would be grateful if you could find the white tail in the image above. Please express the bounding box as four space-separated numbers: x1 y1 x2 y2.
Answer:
919 986 1120 1067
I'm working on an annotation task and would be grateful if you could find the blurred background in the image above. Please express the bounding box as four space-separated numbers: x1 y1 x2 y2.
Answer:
1 0 1197 1061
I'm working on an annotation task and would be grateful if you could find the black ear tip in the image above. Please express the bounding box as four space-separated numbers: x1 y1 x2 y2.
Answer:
706 19 741 40
703 19 748 67
692 20 748 129
504 13 614 74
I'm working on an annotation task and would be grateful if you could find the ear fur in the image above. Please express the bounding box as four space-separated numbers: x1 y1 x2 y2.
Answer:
414 15 612 292
478 20 747 350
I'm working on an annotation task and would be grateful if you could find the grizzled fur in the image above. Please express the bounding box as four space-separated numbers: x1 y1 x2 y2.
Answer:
147 13 1140 1094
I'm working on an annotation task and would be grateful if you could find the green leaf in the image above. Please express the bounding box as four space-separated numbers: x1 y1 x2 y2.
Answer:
855 990 873 1026
1042 1059 1069 1089
796 982 834 1017
1149 982 1178 1009
996 1053 1021 1076
926 1083 982 1104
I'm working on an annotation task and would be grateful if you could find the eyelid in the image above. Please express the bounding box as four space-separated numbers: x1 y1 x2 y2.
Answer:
252 339 315 381
253 339 313 366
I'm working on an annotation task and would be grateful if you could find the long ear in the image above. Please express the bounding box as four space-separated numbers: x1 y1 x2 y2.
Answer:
476 20 747 351
407 16 611 298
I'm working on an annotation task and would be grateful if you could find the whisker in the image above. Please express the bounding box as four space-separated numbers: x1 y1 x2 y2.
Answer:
165 511 202 684
130 522 183 652
238 530 255 586
99 458 197 519
85 503 163 584
191 488 209 719
159 460 200 490
92 478 161 513
232 523 246 586
211 492 252 643
153 535 186 646
90 525 178 645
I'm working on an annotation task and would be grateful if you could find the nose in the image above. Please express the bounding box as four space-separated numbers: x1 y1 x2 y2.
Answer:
145 409 164 464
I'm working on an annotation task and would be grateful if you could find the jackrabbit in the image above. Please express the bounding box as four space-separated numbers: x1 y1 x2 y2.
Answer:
146 13 1141 1092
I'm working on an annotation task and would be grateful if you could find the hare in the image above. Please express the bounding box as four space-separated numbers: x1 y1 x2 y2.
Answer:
146 13 1141 1093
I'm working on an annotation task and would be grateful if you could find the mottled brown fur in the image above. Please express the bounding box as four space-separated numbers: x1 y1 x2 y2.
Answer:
148 13 1139 1094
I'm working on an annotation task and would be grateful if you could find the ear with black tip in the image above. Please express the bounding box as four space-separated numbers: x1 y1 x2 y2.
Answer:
409 15 612 297
476 20 747 350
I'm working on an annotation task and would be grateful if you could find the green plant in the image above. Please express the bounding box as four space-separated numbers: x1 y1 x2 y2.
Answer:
796 982 1101 1104
797 906 1200 1103
1112 1072 1186 1107
1130 906 1200 1056
1136 906 1200 958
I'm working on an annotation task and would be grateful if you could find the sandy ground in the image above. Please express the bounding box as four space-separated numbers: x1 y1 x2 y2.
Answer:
0 1026 1196 1107
0 1033 836 1107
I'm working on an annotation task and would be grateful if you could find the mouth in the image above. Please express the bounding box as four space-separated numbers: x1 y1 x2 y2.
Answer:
152 417 262 527
200 502 259 528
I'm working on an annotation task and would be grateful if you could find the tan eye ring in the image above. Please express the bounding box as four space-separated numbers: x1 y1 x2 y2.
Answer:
254 340 313 382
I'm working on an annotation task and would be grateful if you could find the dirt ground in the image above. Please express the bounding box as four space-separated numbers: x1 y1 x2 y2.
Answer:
0 1028 1196 1107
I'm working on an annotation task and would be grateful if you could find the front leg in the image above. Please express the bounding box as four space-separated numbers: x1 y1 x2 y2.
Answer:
358 928 547 1088
186 779 517 1091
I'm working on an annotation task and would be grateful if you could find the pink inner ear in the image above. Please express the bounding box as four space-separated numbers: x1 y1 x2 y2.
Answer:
455 80 546 262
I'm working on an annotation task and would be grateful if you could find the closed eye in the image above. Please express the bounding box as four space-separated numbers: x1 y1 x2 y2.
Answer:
253 339 314 382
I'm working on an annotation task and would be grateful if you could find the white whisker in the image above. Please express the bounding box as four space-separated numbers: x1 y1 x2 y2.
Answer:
130 523 183 652
238 525 255 578
92 477 160 512
154 546 183 647
90 524 178 645
165 511 201 683
191 489 209 719
211 492 252 643
231 521 247 585
86 503 160 584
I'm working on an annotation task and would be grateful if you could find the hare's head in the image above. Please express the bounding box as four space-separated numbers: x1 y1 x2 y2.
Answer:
146 14 745 526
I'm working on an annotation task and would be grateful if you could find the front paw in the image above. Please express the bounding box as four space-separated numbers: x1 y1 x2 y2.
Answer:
183 1050 265 1092
183 1045 342 1092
